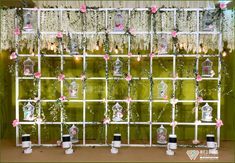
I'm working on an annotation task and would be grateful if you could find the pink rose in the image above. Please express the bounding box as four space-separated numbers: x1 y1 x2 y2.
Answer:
170 121 177 127
128 52 132 58
58 74 65 81
80 4 87 13
197 96 203 103
36 118 42 124
10 52 17 60
149 53 155 58
59 96 66 101
57 32 63 38
196 74 202 82
219 3 227 10
103 117 110 124
12 119 19 127
80 74 86 81
14 28 21 35
128 28 136 36
125 74 132 81
216 119 223 128
103 54 109 61
34 72 41 79
151 6 158 14
126 97 132 103
171 31 177 38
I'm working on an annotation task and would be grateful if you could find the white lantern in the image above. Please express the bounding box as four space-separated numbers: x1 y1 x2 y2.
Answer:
23 58 34 76
69 80 78 98
157 125 167 144
112 103 123 122
23 102 35 121
202 58 213 77
201 11 216 31
158 36 168 54
23 12 34 31
114 13 124 31
113 58 123 77
69 124 79 143
68 33 79 55
201 103 213 122
158 80 168 98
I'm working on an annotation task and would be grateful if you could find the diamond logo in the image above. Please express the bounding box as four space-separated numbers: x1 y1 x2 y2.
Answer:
187 150 199 160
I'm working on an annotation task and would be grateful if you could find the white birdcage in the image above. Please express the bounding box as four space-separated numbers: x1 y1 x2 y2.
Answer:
157 125 167 144
158 36 168 54
69 80 78 98
113 58 123 77
69 124 79 143
23 58 35 76
23 12 34 31
202 58 213 77
201 103 213 122
23 102 35 121
112 102 123 122
202 11 216 31
114 12 124 31
158 81 168 98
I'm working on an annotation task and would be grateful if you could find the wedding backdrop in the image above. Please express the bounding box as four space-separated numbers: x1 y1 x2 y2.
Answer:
0 0 234 159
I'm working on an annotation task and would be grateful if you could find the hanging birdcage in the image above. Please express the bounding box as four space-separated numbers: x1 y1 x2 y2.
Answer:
202 11 216 31
23 58 35 76
157 125 167 144
202 58 213 77
23 102 35 121
158 36 168 54
114 12 124 31
69 80 78 98
23 12 34 31
201 103 213 122
113 58 123 77
158 80 168 98
68 33 79 55
112 102 123 122
69 124 79 143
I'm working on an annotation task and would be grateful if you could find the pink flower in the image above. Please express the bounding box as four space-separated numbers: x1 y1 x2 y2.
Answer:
80 74 86 81
80 4 87 13
58 74 65 81
128 52 132 58
219 3 227 10
170 121 177 127
151 6 158 14
115 24 124 30
197 96 203 103
103 54 110 61
57 32 63 38
126 97 132 103
149 53 155 58
26 24 33 29
34 97 40 103
12 119 19 127
128 28 136 36
34 72 41 79
196 74 202 81
171 31 177 38
103 117 110 124
59 96 66 101
125 74 132 81
14 28 21 35
216 119 223 128
163 95 168 100
10 52 17 60
36 117 42 124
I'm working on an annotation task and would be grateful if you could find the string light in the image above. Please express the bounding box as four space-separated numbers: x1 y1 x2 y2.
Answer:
95 41 99 50
115 45 118 54
222 51 227 57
